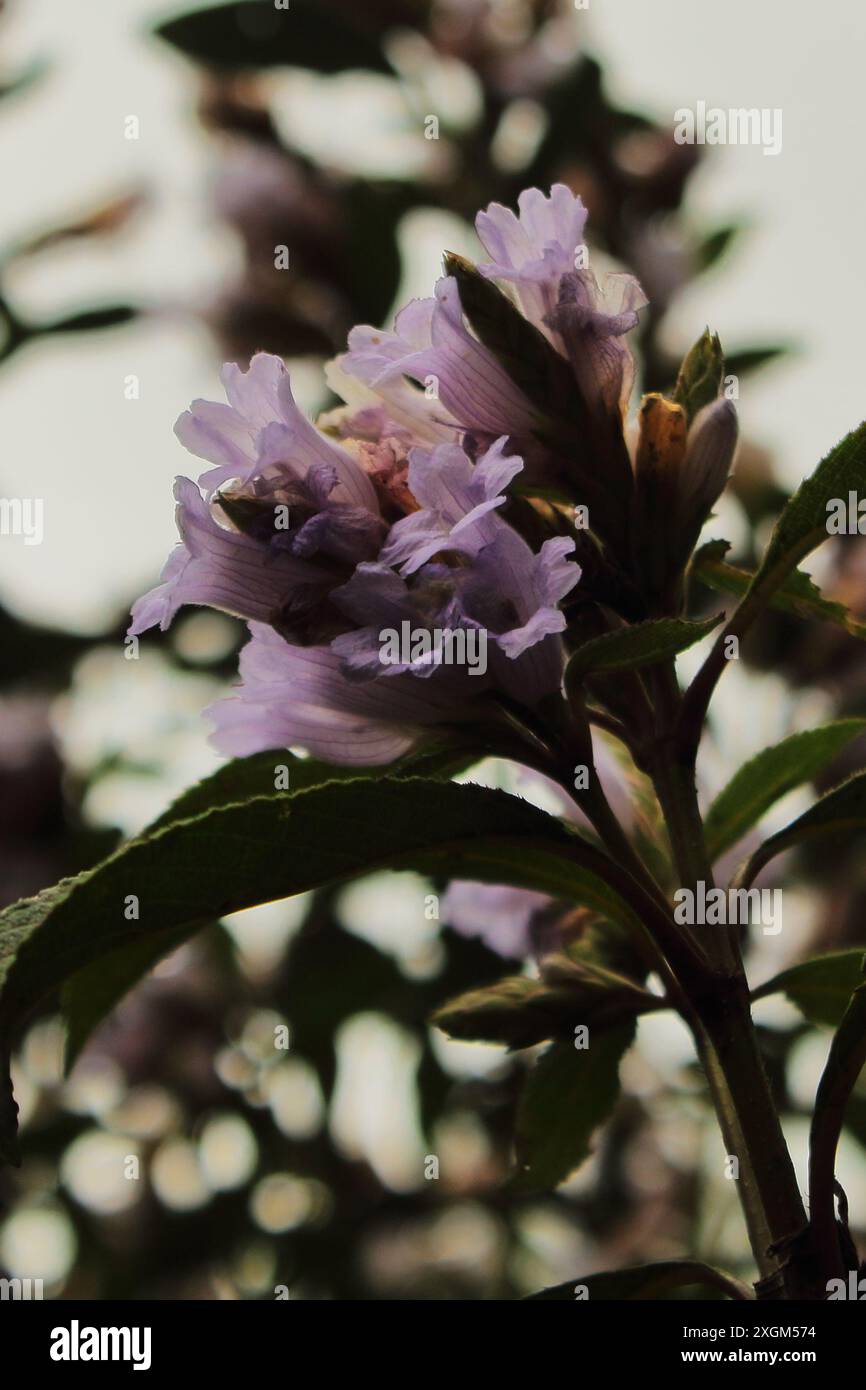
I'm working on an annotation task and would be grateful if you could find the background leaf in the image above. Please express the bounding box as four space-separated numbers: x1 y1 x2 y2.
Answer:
723 345 790 378
154 0 394 74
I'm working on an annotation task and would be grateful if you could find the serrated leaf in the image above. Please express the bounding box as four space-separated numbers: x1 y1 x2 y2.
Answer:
64 749 457 1065
513 1025 635 1191
433 977 575 1049
736 770 866 891
752 949 866 1029
692 541 866 639
703 720 866 862
748 422 866 599
566 614 721 686
148 744 470 833
527 1260 753 1301
0 779 645 1165
433 969 654 1049
154 0 393 74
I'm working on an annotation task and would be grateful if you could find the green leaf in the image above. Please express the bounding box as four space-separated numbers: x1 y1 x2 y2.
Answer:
433 977 577 1049
672 329 724 423
752 950 866 1029
746 422 866 601
62 925 193 1069
0 60 49 104
147 744 470 833
735 770 866 890
566 615 721 686
0 779 644 1165
692 541 866 640
154 0 394 75
527 1260 753 1301
512 1025 635 1191
433 968 656 1050
703 720 866 862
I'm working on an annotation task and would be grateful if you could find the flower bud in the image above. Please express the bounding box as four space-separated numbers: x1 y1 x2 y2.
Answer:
632 393 688 605
677 396 738 546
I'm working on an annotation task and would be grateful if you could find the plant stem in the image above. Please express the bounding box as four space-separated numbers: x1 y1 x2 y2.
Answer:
650 662 823 1298
691 979 821 1298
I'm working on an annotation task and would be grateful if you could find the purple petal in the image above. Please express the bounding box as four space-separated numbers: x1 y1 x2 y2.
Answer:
380 437 523 575
207 622 460 766
128 478 319 635
476 183 588 333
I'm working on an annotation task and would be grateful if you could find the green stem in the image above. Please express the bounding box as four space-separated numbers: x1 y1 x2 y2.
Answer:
691 979 820 1298
649 663 822 1298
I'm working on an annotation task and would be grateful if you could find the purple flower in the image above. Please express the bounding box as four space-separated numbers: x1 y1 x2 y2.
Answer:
343 278 539 438
329 327 458 450
379 436 523 575
130 354 393 641
176 352 378 511
130 189 664 773
546 269 647 419
476 183 588 334
207 622 461 766
463 529 578 703
331 438 580 704
129 478 324 635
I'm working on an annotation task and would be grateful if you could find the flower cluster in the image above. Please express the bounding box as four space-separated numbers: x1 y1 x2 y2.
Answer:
131 184 736 770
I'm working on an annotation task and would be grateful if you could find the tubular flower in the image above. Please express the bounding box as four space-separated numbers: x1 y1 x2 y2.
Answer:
131 184 678 770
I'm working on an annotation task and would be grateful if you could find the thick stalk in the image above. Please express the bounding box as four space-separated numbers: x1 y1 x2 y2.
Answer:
649 668 822 1297
691 978 821 1298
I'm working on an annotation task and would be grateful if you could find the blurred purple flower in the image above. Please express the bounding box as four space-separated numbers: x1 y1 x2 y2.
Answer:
442 881 551 958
